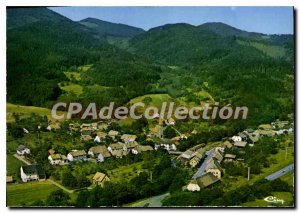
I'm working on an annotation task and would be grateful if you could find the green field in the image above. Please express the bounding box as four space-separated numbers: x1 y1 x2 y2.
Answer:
59 83 83 96
237 39 286 58
107 162 147 183
7 103 65 122
6 155 25 182
64 71 81 81
7 181 60 206
129 94 172 108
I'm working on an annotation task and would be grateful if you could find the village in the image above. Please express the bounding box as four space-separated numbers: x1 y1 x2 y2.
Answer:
7 113 294 198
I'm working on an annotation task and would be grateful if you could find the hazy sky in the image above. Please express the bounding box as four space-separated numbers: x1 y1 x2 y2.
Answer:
49 7 294 34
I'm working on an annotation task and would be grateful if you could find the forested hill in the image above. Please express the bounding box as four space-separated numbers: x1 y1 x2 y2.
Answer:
79 18 145 38
7 7 294 125
6 7 158 107
129 22 294 65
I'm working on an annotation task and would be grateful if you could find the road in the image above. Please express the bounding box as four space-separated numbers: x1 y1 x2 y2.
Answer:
265 164 294 181
13 154 31 165
128 193 170 207
192 148 214 179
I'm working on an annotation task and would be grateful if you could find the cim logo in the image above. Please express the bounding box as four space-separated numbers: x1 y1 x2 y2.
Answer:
264 196 284 204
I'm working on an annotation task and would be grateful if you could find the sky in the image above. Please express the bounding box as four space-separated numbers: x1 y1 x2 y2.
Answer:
49 7 294 34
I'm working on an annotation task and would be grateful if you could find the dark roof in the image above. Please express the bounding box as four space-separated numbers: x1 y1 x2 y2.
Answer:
22 164 46 179
196 172 220 188
17 145 27 151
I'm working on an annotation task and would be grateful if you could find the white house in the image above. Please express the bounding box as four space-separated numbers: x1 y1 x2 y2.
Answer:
20 164 46 182
121 134 137 143
67 150 87 162
132 145 153 155
48 154 68 165
94 131 107 143
187 180 201 191
17 145 30 155
231 136 242 142
187 173 220 192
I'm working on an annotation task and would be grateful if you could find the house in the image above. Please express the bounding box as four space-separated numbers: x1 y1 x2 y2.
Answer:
231 136 242 142
165 118 175 126
124 141 139 151
155 139 177 151
224 154 236 162
92 172 110 186
69 123 80 131
16 145 30 155
246 132 260 144
108 142 125 152
212 147 224 162
67 150 87 162
177 150 195 164
48 154 68 165
205 158 223 178
108 130 119 139
222 141 233 149
81 135 93 141
121 134 137 143
171 136 181 143
80 123 92 129
244 128 254 134
191 129 198 135
274 128 284 136
187 173 220 192
91 122 98 130
111 150 128 158
238 132 248 141
6 176 13 183
88 145 111 161
23 128 29 134
132 145 154 155
256 129 275 137
98 123 108 131
271 120 289 129
234 141 247 148
258 124 272 130
46 121 60 131
48 149 56 155
189 150 205 168
94 131 107 143
20 164 46 182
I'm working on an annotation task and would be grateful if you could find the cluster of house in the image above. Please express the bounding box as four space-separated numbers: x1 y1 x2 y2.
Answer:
47 133 154 165
69 121 111 142
223 120 294 151
177 144 206 168
186 147 224 192
184 120 294 192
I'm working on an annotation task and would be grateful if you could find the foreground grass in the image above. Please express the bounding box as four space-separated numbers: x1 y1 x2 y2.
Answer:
242 192 293 207
6 155 25 182
7 181 59 206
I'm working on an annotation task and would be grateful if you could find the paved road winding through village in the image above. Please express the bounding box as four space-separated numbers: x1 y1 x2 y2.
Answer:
128 193 170 207
265 164 294 181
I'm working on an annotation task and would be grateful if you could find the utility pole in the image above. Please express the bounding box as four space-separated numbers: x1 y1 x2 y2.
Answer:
285 147 288 160
247 167 250 181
